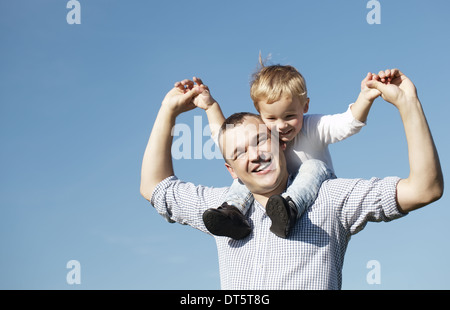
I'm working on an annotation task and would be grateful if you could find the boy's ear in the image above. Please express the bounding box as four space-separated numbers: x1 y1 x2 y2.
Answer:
303 98 310 113
225 163 238 179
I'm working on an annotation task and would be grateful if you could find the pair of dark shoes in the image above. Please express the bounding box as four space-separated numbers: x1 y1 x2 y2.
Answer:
202 195 298 240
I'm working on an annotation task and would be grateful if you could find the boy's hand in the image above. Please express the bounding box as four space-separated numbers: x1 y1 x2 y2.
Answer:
360 72 381 102
191 77 217 110
351 72 382 123
190 77 225 138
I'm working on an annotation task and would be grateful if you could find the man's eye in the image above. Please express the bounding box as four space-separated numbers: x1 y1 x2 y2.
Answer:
258 137 268 145
236 152 245 159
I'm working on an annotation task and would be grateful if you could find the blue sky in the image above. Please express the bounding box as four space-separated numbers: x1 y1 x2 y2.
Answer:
1 0 449 289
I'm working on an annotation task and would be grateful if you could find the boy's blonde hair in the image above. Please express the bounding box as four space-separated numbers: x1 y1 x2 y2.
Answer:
250 57 308 111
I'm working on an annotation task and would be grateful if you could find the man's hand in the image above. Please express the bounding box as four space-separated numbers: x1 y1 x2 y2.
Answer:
366 69 418 108
182 77 226 138
167 77 217 113
161 80 202 116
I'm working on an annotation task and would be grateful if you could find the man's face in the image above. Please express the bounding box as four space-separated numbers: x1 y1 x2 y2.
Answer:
221 117 288 196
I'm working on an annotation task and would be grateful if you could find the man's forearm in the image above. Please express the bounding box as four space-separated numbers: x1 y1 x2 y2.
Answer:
140 105 177 201
396 98 443 212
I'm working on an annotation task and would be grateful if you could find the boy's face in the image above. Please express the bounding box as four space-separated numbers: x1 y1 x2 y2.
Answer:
258 95 309 142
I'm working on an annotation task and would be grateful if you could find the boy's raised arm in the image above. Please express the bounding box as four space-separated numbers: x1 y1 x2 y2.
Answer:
305 73 379 145
192 77 226 138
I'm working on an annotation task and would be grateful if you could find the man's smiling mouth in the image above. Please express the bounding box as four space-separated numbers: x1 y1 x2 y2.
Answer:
252 159 273 174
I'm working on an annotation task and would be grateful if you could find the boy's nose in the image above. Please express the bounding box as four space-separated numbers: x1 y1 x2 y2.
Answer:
277 121 288 131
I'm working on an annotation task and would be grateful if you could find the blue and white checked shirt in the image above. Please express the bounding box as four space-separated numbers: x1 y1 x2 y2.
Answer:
150 175 406 290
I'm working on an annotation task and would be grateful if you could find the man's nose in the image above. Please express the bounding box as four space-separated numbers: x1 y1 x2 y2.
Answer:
248 145 261 161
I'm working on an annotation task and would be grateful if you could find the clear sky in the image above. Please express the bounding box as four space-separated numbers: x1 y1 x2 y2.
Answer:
1 0 449 290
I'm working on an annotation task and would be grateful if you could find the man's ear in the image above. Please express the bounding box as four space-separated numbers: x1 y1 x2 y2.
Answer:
225 163 238 179
303 97 310 113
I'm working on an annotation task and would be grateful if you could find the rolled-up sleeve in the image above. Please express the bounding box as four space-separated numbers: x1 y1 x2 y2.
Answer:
332 176 407 235
150 175 229 234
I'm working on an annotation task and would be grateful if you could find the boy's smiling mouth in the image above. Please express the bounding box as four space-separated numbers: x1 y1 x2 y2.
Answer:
279 128 293 136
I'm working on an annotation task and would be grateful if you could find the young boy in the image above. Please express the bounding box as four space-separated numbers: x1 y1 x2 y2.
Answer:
182 62 381 239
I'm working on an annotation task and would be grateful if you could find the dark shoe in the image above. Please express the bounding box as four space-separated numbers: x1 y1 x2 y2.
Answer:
202 203 252 239
266 195 298 238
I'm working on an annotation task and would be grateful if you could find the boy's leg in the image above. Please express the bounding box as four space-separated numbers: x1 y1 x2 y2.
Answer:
284 159 335 217
202 179 253 239
266 159 334 238
222 179 254 214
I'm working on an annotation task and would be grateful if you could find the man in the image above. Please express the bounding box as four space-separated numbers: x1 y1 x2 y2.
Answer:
140 69 443 289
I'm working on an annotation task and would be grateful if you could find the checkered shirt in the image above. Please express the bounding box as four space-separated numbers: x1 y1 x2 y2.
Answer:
150 175 406 290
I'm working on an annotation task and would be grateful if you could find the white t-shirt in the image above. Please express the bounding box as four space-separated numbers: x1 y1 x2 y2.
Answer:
285 104 365 174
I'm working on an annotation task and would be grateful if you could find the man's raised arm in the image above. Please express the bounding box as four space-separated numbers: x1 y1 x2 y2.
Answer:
140 82 200 201
367 69 444 213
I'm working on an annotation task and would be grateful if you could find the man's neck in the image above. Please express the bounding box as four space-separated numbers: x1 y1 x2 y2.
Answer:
252 194 271 208
252 177 289 208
